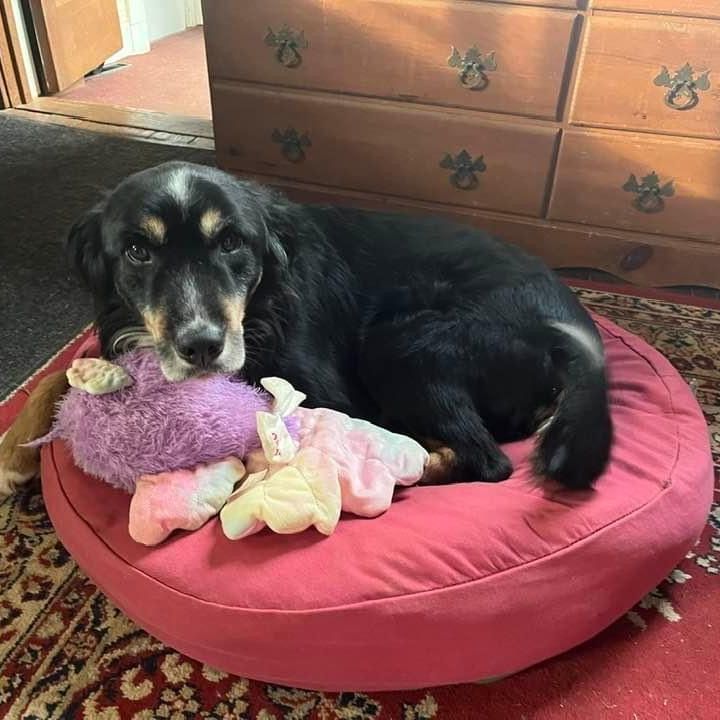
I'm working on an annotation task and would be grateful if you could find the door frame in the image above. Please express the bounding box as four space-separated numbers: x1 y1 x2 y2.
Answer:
0 0 32 107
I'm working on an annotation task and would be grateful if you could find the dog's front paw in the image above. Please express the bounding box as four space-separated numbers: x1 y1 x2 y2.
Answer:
422 444 514 484
0 431 39 499
477 448 514 483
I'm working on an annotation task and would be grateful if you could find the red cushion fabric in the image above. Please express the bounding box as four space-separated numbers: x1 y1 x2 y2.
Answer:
41 316 713 691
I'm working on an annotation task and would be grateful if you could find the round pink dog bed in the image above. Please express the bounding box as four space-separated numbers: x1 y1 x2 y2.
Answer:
41 316 713 691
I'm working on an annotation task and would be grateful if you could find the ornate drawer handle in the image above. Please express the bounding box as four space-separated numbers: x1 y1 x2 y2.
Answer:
620 245 654 272
654 63 710 111
265 25 308 68
440 150 486 190
622 172 674 214
448 46 496 90
272 128 311 163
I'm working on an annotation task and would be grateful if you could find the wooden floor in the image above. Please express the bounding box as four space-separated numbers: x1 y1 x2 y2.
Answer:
5 96 214 149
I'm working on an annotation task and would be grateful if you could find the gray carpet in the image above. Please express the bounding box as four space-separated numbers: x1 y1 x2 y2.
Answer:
0 115 214 398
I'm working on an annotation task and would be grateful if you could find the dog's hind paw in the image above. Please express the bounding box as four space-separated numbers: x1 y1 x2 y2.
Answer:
0 466 36 498
0 431 39 499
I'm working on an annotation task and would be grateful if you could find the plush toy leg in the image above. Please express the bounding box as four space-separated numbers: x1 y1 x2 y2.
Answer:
220 470 272 539
221 448 342 539
129 457 245 545
292 407 429 518
272 448 341 535
340 457 405 517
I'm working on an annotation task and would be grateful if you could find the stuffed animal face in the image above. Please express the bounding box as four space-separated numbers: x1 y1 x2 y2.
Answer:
66 162 286 381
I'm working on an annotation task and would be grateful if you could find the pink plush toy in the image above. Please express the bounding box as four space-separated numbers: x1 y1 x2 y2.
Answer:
220 377 428 539
38 350 429 545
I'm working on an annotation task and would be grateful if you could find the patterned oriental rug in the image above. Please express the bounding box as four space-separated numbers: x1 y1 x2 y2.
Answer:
1 287 718 720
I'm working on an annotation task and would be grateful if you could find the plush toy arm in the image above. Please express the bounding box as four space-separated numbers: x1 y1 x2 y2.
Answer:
261 377 306 417
66 357 132 395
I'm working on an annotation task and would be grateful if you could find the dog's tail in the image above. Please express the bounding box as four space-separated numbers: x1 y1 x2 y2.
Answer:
533 321 612 489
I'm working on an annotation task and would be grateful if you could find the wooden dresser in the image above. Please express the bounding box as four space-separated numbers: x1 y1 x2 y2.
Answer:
202 0 720 288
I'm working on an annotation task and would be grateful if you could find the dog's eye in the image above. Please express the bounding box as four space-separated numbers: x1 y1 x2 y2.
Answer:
220 235 241 254
125 244 152 265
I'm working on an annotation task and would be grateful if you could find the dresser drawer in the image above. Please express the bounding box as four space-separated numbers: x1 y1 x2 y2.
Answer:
548 129 720 241
212 84 558 216
593 1 720 20
572 13 720 137
203 0 576 120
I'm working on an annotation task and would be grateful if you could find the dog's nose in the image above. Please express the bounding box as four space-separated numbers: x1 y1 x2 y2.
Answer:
176 328 224 368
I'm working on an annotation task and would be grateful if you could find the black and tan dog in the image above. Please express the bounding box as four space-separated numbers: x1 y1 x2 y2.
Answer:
0 161 612 496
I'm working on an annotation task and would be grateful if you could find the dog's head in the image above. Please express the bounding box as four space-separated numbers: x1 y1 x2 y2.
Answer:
67 162 289 380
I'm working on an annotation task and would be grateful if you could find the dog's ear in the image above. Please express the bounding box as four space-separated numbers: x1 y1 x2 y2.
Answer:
261 195 297 269
66 205 110 295
225 175 292 268
264 216 289 269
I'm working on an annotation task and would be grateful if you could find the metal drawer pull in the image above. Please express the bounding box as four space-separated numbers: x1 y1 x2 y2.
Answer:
440 150 486 190
272 128 311 163
448 46 496 90
654 63 710 111
620 245 654 272
622 172 674 214
265 25 308 68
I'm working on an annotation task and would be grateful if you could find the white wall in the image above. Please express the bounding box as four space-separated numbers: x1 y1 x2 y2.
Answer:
184 0 203 27
109 0 202 62
145 0 186 43
108 0 150 63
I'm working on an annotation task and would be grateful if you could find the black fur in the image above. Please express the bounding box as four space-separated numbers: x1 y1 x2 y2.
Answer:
66 161 613 488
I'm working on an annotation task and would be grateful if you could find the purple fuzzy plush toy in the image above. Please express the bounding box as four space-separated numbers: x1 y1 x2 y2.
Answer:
32 349 301 545
39 349 276 493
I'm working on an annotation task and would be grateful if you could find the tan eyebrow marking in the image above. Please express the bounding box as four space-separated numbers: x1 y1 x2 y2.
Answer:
139 215 166 245
199 208 225 240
